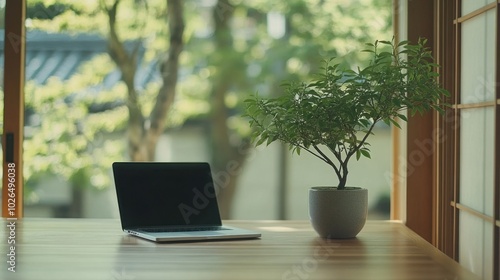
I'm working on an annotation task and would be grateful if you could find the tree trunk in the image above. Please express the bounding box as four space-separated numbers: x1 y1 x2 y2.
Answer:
146 0 184 160
104 0 184 162
54 190 83 217
209 0 250 218
212 141 251 219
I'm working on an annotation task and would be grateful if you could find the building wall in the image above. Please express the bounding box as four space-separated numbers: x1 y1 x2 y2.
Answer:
25 126 392 220
73 127 391 219
233 127 392 220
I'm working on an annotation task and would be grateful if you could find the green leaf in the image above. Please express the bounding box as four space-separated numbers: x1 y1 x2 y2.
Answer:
360 149 371 159
397 113 408 122
390 119 402 129
397 40 410 47
256 133 267 146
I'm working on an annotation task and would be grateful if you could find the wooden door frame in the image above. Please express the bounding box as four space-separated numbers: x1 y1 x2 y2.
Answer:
434 0 458 259
437 0 500 267
405 0 435 243
2 0 26 218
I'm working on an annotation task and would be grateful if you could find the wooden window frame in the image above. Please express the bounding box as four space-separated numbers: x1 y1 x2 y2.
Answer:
405 0 435 243
495 1 500 276
2 0 26 218
434 0 458 260
411 0 500 278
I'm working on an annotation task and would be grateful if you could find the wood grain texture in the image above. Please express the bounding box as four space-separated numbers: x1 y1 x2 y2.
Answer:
0 219 479 280
2 0 26 218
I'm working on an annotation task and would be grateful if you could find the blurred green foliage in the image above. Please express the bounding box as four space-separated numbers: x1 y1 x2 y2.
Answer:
14 0 391 202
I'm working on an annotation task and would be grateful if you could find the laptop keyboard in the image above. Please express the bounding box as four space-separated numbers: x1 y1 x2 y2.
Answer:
140 226 229 233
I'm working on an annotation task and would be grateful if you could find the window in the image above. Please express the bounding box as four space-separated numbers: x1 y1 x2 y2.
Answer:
0 0 4 212
0 0 4 137
434 1 499 279
1 0 25 218
3 1 394 220
403 0 499 278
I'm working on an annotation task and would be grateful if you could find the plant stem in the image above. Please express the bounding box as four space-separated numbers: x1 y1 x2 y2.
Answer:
353 116 379 156
338 161 348 190
313 145 342 182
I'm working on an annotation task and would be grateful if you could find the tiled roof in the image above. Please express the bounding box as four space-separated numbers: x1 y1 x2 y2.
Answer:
0 29 160 88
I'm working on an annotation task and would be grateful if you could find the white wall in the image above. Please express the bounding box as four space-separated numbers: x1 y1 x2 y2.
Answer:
26 125 391 220
394 0 408 223
150 126 391 220
233 127 392 220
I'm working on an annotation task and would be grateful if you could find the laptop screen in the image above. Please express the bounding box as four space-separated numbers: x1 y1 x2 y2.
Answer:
112 162 223 229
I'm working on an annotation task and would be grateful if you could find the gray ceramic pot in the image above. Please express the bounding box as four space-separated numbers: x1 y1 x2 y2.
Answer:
309 187 368 239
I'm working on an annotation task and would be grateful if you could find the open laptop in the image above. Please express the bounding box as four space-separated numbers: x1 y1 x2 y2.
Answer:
112 162 261 242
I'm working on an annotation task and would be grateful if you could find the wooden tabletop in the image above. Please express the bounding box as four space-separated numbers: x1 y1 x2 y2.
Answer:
0 219 478 280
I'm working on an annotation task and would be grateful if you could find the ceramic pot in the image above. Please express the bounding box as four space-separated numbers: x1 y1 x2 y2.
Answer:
309 187 368 239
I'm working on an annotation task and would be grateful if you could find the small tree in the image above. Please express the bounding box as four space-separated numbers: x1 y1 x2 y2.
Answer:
245 39 449 189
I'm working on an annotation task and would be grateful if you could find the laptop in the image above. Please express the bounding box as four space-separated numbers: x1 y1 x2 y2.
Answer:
112 162 261 242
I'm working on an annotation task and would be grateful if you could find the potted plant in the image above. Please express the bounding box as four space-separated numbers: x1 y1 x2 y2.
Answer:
244 38 448 238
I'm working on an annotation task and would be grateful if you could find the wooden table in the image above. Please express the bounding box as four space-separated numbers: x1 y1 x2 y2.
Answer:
0 219 478 280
